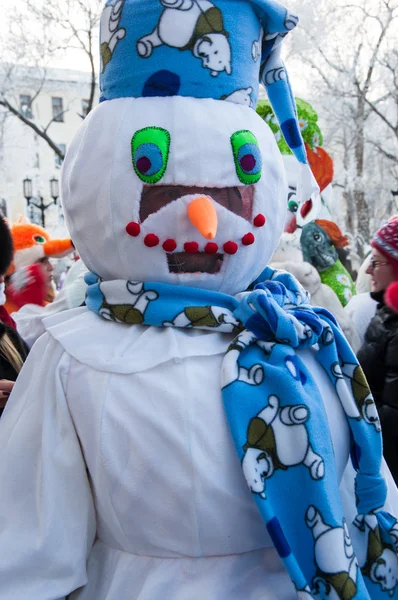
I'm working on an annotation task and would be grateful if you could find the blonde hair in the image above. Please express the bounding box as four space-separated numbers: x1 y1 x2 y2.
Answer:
0 333 24 374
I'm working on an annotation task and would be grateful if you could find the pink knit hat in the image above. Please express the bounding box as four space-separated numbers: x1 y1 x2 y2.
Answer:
372 215 398 279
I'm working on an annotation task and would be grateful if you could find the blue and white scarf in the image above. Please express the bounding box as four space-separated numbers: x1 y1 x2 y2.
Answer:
86 267 398 599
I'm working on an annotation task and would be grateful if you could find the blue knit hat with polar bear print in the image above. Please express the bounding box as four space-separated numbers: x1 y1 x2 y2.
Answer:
100 0 314 172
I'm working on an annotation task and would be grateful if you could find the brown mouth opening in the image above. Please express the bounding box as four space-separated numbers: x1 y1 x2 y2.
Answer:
167 252 224 274
140 185 254 222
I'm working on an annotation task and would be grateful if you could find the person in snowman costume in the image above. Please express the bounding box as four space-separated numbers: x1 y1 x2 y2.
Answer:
1 1 398 599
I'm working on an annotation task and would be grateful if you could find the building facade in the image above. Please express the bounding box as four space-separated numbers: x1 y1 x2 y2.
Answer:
0 65 98 233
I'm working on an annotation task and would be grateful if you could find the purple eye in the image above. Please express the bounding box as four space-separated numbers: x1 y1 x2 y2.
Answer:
136 156 152 174
134 143 163 177
237 143 262 176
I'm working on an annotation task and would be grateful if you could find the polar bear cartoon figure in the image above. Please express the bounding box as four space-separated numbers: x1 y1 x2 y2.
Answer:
331 362 381 433
353 515 398 597
99 281 158 324
137 0 232 77
222 330 265 388
100 0 126 72
164 304 241 333
223 87 253 107
306 506 358 600
242 395 324 499
339 362 381 432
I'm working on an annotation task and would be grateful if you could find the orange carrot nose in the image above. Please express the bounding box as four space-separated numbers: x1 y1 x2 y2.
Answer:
188 196 218 240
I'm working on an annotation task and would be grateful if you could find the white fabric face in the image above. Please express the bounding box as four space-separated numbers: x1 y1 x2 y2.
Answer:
62 96 287 295
283 154 321 228
0 282 6 306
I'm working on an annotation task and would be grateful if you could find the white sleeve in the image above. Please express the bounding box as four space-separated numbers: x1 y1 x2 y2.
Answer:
12 294 70 348
0 333 96 600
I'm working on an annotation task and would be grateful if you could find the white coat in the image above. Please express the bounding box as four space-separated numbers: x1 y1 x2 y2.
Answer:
0 308 397 600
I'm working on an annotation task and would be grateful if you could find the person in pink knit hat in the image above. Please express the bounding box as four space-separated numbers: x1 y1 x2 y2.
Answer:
357 215 398 483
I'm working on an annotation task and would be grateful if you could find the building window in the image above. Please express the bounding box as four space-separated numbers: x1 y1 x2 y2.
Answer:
52 97 64 122
55 144 66 168
81 99 90 118
20 94 33 119
0 198 8 219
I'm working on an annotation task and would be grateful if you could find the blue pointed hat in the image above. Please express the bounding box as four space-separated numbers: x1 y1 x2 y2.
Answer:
100 0 318 190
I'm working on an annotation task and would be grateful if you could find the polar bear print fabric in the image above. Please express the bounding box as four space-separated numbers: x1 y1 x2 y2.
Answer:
252 26 263 62
97 280 159 324
164 305 242 333
242 395 325 499
223 87 253 107
222 330 265 388
306 506 359 600
100 0 126 72
353 515 398 597
331 361 381 433
340 362 381 432
137 0 232 77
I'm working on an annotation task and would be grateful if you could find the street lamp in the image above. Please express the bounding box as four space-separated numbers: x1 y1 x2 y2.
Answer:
50 177 59 203
23 177 33 202
23 177 59 229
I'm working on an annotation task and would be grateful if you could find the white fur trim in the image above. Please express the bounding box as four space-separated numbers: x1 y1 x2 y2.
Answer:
14 246 45 270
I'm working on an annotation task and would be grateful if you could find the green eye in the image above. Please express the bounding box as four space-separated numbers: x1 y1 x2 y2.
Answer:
231 130 262 184
288 200 298 214
33 235 46 244
131 127 171 184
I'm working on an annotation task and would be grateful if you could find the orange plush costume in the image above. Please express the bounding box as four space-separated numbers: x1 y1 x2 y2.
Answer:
5 223 73 314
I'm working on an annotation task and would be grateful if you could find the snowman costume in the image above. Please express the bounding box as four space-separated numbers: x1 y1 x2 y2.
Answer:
1 1 398 599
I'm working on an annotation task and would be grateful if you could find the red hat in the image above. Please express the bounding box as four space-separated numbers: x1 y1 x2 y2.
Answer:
386 282 398 312
372 216 398 280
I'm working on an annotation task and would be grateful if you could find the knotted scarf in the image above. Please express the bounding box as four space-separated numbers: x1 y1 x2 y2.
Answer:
85 267 398 599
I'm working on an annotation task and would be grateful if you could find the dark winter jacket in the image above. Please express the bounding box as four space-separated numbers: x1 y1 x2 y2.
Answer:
357 291 398 483
0 322 29 417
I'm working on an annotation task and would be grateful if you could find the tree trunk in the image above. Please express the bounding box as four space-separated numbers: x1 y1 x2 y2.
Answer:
354 96 369 258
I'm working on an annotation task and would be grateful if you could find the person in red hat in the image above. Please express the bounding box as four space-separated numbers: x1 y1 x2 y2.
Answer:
357 215 398 483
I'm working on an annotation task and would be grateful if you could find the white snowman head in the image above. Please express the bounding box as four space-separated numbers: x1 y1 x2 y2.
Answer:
62 96 286 295
64 0 317 295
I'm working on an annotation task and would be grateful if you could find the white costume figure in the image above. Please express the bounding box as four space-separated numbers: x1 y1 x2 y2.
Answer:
137 0 232 77
0 1 397 599
0 97 396 600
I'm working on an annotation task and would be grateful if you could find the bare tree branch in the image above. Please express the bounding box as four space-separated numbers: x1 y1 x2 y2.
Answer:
367 140 398 164
0 97 65 158
0 0 101 160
